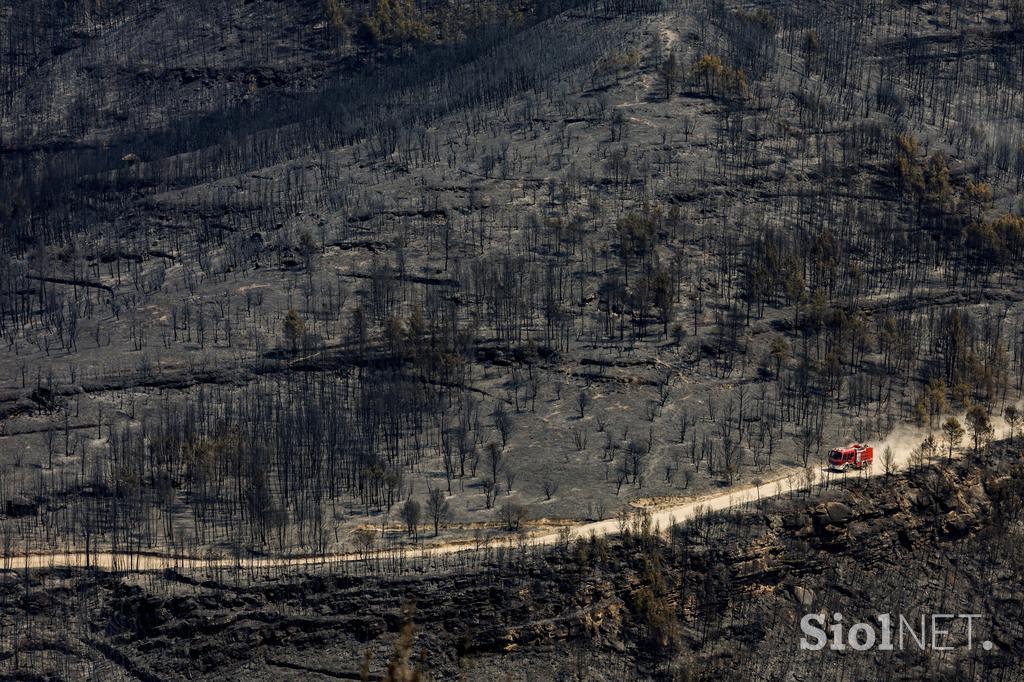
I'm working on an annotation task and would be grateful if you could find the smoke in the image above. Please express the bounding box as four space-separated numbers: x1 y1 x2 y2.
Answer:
871 400 1023 474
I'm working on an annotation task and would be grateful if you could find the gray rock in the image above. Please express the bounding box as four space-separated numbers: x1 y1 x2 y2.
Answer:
792 585 815 607
825 501 853 524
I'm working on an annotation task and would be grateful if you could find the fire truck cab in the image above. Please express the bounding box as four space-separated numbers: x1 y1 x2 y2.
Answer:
827 443 873 471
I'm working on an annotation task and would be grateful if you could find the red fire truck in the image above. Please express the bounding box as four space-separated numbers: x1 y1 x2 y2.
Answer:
827 443 873 471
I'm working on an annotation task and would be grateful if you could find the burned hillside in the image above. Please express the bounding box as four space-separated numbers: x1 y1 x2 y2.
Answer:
2 0 1024 677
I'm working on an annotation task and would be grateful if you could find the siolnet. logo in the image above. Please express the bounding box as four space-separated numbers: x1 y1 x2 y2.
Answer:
800 612 993 652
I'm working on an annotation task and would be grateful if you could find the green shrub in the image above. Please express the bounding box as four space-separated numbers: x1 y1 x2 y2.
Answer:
363 0 432 45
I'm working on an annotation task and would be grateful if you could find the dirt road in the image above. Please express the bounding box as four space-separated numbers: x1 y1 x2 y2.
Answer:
5 476 775 573
5 409 1014 574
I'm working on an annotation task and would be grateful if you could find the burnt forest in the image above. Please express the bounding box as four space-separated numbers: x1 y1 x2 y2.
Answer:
2 0 1024 679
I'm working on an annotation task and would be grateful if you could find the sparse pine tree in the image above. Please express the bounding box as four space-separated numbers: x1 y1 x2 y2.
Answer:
882 446 896 476
283 310 305 355
942 417 965 460
401 499 421 540
966 404 993 453
1004 405 1022 444
425 488 450 536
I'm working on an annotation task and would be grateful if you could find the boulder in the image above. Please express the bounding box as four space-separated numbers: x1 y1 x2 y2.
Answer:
824 501 853 524
791 585 815 607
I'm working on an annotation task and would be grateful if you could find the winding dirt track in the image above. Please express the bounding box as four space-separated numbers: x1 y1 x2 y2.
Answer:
5 411 1013 574
8 480 763 573
0 467 855 574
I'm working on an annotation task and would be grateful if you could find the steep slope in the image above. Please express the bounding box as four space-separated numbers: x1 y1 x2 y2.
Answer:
1 0 1023 592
